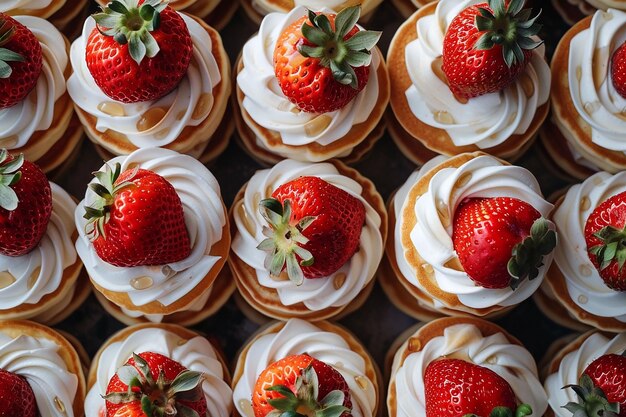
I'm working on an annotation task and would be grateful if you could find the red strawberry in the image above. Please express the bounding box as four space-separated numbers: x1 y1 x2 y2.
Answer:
452 197 556 289
257 176 365 284
0 369 38 417
252 354 351 417
425 358 532 417
273 6 381 113
612 41 626 99
86 0 193 103
0 13 43 109
0 150 52 257
442 0 542 99
104 352 207 417
584 192 626 291
83 162 190 267
563 351 626 417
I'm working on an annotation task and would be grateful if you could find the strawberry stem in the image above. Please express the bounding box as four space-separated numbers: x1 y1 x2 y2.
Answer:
507 217 556 290
473 0 543 67
297 6 381 89
257 198 316 286
0 149 23 212
589 225 626 281
92 0 168 64
562 374 620 417
83 162 135 240
104 352 205 417
265 364 349 417
462 404 532 417
0 16 25 79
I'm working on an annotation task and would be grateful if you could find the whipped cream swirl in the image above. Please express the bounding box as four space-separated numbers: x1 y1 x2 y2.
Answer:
0 0 55 12
568 9 626 151
74 148 226 310
231 159 383 311
544 332 626 417
68 13 221 148
0 183 77 310
0 332 78 417
392 324 548 417
85 327 232 417
237 6 381 159
233 319 376 417
553 171 626 322
400 155 554 310
403 0 550 148
0 16 67 148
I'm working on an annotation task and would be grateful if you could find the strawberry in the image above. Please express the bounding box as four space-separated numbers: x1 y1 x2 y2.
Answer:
584 192 626 291
0 150 52 257
257 176 365 285
442 0 542 99
104 352 207 417
273 6 381 113
0 13 43 109
86 0 193 103
83 162 190 267
425 358 532 417
611 42 626 102
252 354 351 417
452 197 556 290
0 369 38 417
563 351 626 417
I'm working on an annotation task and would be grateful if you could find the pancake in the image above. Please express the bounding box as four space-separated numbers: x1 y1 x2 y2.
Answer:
387 2 549 161
228 159 387 321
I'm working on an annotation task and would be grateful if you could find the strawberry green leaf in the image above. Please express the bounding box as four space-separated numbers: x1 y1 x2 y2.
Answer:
507 0 524 15
314 14 333 37
301 24 331 46
0 60 10 79
344 31 382 53
102 392 139 403
334 6 360 39
0 185 19 211
562 375 620 417
297 6 378 89
344 50 371 67
108 1 129 14
139 4 155 20
117 365 141 385
168 370 203 394
320 391 344 407
0 151 23 211
474 33 495 50
489 407 512 417
515 404 533 417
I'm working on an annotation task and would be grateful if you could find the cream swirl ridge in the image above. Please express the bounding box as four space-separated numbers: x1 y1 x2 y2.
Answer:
84 327 232 417
237 6 381 152
0 183 77 310
231 159 382 311
544 332 626 417
0 332 78 417
392 324 547 417
403 0 550 148
403 155 554 309
568 9 626 151
233 319 376 417
0 0 55 12
0 16 67 148
553 171 626 322
74 148 226 309
67 13 221 148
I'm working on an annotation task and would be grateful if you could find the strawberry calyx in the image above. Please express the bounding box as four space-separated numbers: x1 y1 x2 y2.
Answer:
588 224 626 290
92 0 168 65
265 364 350 417
83 162 135 241
562 374 620 417
298 6 380 89
257 198 316 286
506 217 556 290
473 0 542 68
0 15 25 79
0 149 23 212
104 353 205 417
463 404 533 417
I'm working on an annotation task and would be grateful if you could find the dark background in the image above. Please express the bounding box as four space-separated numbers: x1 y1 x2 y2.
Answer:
56 0 576 379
